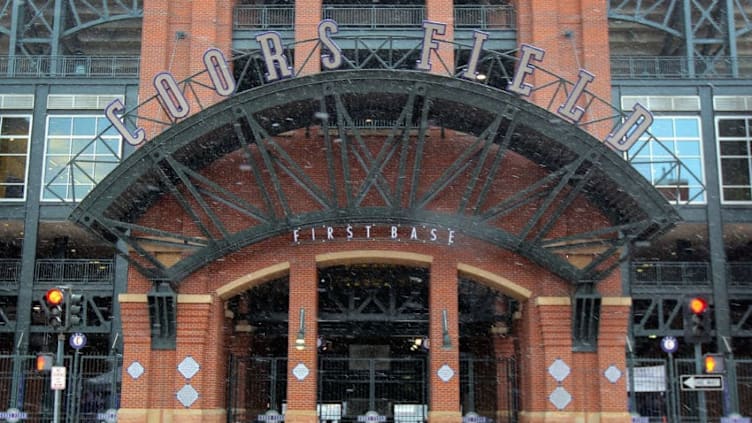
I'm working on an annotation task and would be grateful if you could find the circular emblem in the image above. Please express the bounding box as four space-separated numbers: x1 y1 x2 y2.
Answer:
661 336 678 353
69 332 87 350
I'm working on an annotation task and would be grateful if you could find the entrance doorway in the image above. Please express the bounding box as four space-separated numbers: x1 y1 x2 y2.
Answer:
225 264 520 422
317 265 430 422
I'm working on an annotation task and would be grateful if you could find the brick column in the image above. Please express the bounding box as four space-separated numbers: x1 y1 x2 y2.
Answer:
596 298 633 423
138 0 233 139
428 259 461 423
514 0 612 138
294 0 322 75
425 0 454 75
517 297 572 423
117 294 225 423
286 255 319 423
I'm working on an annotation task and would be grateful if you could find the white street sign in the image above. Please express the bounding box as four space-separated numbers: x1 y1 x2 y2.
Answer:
51 366 66 390
680 374 724 391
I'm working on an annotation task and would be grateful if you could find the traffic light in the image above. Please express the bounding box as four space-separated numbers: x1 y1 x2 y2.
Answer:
35 353 54 371
703 353 725 374
45 287 65 329
65 290 84 328
683 295 712 343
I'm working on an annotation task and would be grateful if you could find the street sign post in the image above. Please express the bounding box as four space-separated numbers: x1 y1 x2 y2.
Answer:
680 374 724 391
50 366 66 391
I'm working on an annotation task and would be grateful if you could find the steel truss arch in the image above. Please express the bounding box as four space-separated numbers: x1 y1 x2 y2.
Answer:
66 68 678 286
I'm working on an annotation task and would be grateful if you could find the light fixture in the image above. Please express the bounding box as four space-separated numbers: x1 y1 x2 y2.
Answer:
295 308 305 350
442 309 451 349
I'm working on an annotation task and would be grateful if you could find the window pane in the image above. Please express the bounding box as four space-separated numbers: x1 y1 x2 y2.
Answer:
0 156 26 181
73 117 96 135
720 141 747 156
0 138 28 155
47 138 70 154
1 117 31 135
724 187 752 201
675 118 700 137
72 138 95 155
48 117 71 135
651 118 674 138
718 118 747 137
676 141 701 156
721 158 751 185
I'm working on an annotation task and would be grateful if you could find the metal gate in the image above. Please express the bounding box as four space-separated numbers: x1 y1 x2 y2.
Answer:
460 356 519 423
318 357 428 423
227 355 520 423
226 356 288 423
627 355 730 423
0 353 121 422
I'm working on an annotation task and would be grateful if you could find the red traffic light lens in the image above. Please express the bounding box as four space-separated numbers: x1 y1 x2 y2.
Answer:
689 297 708 314
45 288 64 306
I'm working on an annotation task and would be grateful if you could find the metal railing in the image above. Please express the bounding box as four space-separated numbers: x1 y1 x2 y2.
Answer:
233 5 295 29
35 259 114 285
729 262 752 288
0 55 140 79
323 5 424 28
455 5 515 29
233 5 516 30
611 55 752 79
0 259 20 290
631 261 711 290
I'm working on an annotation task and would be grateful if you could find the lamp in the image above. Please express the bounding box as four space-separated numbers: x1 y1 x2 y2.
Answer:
442 309 451 349
295 308 305 350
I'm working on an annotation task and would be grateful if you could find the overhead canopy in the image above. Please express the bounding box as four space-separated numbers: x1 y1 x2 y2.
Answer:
70 69 679 284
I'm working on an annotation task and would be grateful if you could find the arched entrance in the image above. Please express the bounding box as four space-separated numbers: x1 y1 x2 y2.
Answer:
64 64 679 422
224 262 522 423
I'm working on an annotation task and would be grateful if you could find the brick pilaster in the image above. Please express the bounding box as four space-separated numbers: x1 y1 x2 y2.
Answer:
294 0 322 75
286 255 319 423
428 259 461 423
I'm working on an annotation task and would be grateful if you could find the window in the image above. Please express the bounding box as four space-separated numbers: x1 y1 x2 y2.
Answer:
717 116 752 202
43 115 121 201
627 116 705 203
0 115 31 200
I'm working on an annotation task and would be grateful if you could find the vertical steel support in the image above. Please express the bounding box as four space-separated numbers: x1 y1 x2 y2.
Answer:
682 0 696 77
9 84 49 408
725 0 739 78
698 85 738 415
50 0 64 75
7 0 23 76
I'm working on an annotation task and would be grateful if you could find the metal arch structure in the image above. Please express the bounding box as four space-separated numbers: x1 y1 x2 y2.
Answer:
63 75 679 290
608 0 752 77
0 0 142 57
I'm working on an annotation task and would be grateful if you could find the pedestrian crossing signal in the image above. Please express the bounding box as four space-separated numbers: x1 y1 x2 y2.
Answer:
704 353 725 374
36 353 54 371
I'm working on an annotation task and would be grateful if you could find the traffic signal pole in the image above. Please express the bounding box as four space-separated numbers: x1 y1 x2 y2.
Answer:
53 332 64 423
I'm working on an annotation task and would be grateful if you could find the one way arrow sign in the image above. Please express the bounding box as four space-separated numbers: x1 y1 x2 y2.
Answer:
681 375 724 391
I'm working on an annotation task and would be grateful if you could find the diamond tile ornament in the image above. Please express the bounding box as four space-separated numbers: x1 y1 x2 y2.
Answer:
604 365 622 383
437 364 455 382
548 359 570 382
178 356 200 379
293 363 309 381
127 361 144 380
549 386 572 410
177 384 199 408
